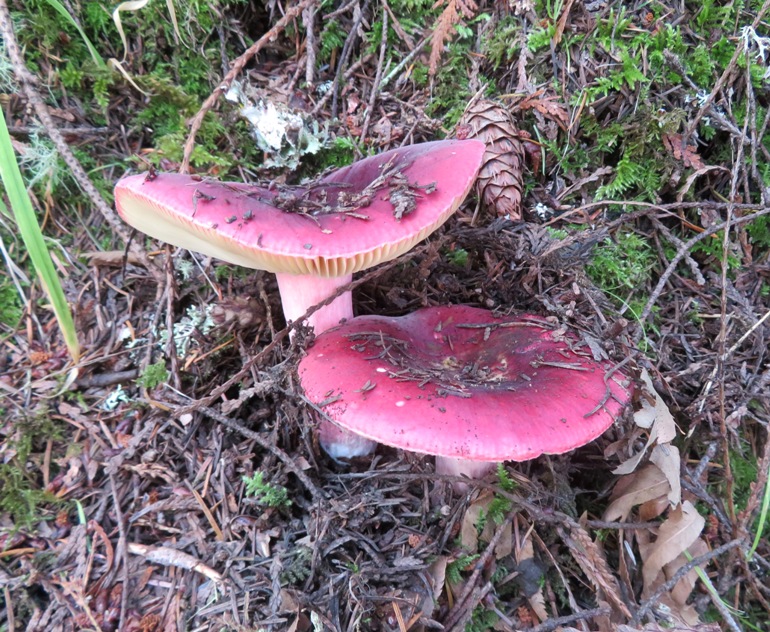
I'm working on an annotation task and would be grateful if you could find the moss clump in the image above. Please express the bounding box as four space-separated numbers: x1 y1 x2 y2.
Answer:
0 413 65 529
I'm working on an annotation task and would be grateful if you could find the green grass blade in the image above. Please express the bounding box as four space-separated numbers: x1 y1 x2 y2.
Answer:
0 107 80 362
42 0 107 69
747 461 770 561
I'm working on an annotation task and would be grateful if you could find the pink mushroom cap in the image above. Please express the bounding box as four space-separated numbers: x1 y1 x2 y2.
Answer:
298 306 633 462
114 140 486 277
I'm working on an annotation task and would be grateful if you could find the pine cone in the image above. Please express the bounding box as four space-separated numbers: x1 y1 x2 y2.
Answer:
456 99 525 220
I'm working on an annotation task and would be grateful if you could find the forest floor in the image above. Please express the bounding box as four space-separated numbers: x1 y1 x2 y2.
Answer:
1 0 770 630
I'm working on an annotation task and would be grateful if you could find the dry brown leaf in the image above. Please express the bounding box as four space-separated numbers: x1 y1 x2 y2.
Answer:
127 542 223 583
518 90 569 130
662 133 705 170
676 164 730 202
553 0 576 45
650 443 681 505
604 463 671 522
428 556 448 603
667 537 710 624
639 500 705 598
563 525 632 619
614 369 677 477
639 495 671 522
516 534 548 623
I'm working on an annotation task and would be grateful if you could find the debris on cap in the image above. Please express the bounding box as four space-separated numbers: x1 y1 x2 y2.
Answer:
298 305 633 463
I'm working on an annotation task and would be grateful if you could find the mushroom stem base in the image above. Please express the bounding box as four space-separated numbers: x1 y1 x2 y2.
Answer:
435 457 497 491
319 421 378 462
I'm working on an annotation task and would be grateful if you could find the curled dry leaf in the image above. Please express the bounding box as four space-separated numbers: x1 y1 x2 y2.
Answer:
460 490 512 559
127 542 223 584
428 556 448 603
613 369 681 506
650 442 681 505
638 500 705 599
518 89 570 130
666 537 710 625
604 463 671 523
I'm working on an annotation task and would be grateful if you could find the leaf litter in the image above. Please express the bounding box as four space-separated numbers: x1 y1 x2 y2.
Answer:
2 0 770 630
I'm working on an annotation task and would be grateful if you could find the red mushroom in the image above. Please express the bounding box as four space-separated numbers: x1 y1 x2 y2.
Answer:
298 305 633 484
114 140 486 458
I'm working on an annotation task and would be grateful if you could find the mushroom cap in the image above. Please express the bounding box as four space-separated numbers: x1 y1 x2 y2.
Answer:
298 306 633 462
114 140 485 277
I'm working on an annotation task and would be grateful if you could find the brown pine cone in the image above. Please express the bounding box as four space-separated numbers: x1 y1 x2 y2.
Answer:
456 99 526 220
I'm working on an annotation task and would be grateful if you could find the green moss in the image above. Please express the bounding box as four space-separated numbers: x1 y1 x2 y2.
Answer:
0 280 24 326
304 136 357 175
729 448 760 513
242 472 291 507
587 231 656 294
483 17 522 68
136 361 169 389
0 413 65 529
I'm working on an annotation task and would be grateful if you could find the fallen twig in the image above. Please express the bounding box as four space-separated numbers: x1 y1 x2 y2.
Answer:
197 405 325 503
359 2 388 142
636 206 770 334
127 542 224 584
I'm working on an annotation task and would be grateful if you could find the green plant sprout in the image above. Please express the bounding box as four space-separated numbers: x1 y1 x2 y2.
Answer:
242 472 291 508
136 361 169 390
446 552 480 584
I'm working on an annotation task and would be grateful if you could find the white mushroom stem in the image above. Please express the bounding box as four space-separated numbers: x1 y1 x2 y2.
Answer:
276 272 377 459
435 456 497 491
275 273 355 334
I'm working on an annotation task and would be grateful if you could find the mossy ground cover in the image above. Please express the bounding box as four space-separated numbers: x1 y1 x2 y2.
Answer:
1 0 769 630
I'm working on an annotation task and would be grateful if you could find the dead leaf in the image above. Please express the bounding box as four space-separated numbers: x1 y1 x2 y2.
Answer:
676 165 730 202
666 537 710 624
127 543 223 584
639 495 671 522
518 90 569 130
614 369 677 476
460 490 512 559
639 501 705 598
428 556 448 602
553 0 576 45
650 443 681 505
662 133 705 170
604 463 671 522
